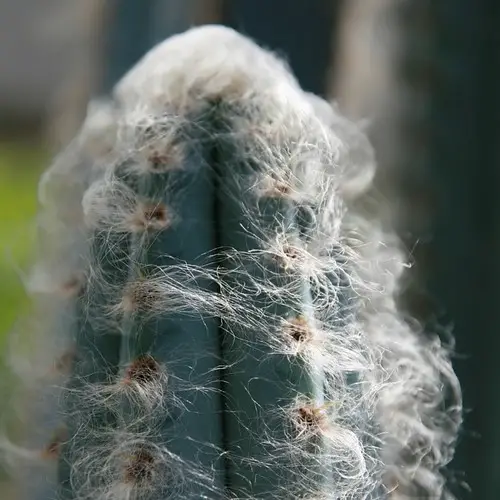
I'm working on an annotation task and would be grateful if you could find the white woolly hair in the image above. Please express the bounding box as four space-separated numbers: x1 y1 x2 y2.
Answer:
1 25 461 500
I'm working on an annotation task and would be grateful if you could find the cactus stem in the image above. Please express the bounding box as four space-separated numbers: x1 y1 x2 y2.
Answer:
118 278 162 314
129 201 172 232
278 244 305 271
41 427 68 461
52 349 77 375
123 354 163 387
123 445 156 486
59 274 85 298
283 315 312 345
295 404 329 435
146 146 185 173
258 174 294 198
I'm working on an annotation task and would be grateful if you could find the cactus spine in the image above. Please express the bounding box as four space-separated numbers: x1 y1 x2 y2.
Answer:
1 26 461 500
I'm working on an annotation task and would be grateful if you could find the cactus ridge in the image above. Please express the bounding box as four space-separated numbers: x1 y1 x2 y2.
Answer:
1 26 461 500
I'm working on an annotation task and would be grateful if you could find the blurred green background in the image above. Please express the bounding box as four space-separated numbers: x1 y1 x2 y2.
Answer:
0 141 47 347
0 140 47 498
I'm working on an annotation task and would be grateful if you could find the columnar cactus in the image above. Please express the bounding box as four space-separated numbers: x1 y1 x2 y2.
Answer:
1 26 461 499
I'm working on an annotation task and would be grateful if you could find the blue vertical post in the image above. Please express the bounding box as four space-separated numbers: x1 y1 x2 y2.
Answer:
220 0 341 97
97 0 157 95
426 1 500 498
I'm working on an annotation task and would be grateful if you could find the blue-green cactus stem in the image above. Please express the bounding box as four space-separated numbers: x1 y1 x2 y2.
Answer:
213 108 328 498
114 115 225 497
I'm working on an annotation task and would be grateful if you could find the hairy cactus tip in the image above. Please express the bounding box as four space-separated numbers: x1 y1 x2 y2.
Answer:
0 24 462 500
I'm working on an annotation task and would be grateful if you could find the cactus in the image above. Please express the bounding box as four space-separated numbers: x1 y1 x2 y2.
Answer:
1 26 461 499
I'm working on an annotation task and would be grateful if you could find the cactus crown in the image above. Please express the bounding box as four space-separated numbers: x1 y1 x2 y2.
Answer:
1 26 461 500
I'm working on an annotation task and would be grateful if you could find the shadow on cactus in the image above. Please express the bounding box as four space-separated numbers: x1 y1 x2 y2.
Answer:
0 26 462 500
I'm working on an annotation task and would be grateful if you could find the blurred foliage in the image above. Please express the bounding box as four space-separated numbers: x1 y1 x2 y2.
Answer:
0 141 47 346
